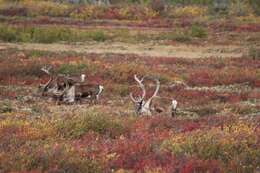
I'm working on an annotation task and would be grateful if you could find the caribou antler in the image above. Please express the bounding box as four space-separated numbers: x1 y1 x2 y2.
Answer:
41 65 52 75
144 77 160 107
39 65 54 95
130 74 146 103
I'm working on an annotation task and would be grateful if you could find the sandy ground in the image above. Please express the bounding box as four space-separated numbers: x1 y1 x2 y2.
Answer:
0 42 246 58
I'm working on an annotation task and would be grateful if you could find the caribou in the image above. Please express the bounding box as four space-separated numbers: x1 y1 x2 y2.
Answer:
130 74 177 116
39 66 104 104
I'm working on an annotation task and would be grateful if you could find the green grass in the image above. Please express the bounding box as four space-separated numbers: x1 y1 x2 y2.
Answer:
157 25 207 42
0 25 108 43
0 24 210 44
189 24 208 38
25 50 53 58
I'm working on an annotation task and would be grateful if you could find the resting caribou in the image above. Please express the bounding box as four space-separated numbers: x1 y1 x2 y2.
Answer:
130 74 177 116
39 66 103 104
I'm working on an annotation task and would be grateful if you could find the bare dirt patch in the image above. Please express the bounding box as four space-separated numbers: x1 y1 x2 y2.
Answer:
0 42 245 58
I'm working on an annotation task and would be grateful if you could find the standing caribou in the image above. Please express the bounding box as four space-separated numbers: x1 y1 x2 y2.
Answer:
39 66 104 104
130 74 177 116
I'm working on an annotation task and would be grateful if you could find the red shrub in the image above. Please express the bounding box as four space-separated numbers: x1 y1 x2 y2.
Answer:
235 24 260 32
181 122 201 133
187 67 258 87
180 158 223 173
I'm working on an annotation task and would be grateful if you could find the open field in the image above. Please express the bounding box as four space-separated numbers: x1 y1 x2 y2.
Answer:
0 0 260 173
0 42 246 58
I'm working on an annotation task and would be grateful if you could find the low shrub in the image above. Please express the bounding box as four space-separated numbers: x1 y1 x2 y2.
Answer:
24 0 71 17
162 122 259 172
0 25 109 43
0 0 71 17
0 25 71 43
0 142 101 173
0 101 12 113
0 118 55 153
87 30 107 42
160 25 207 41
168 0 211 6
208 0 230 15
114 84 130 97
56 111 127 139
180 158 222 173
57 63 87 75
70 5 106 20
229 0 253 16
170 6 207 17
248 46 260 60
25 50 53 58
105 63 146 83
189 24 208 38
0 5 29 16
161 30 192 42
188 105 218 116
0 25 17 42
0 59 44 79
250 0 260 15
187 67 258 87
149 0 165 14
70 5 159 20
31 27 73 43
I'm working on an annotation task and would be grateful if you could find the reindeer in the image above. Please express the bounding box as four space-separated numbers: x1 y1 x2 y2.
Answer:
39 65 103 104
130 74 177 116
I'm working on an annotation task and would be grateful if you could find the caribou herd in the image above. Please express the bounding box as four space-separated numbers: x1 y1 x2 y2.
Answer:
39 66 177 116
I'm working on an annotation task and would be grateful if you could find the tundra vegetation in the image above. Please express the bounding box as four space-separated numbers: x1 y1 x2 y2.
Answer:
0 0 259 173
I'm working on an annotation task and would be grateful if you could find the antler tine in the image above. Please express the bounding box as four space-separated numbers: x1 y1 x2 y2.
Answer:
130 93 138 102
151 77 160 98
145 77 160 106
41 65 52 75
134 74 145 83
134 74 146 100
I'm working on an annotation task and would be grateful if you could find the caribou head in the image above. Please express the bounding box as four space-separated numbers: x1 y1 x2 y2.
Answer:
81 74 86 82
